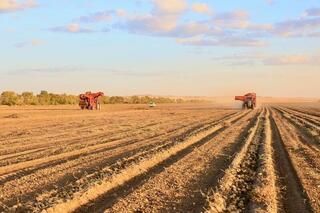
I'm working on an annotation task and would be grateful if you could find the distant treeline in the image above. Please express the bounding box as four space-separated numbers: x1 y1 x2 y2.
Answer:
0 91 207 106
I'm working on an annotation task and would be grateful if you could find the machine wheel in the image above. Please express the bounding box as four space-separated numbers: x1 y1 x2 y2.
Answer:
242 103 247 109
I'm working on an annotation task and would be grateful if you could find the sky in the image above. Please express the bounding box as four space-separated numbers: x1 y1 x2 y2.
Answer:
0 0 319 98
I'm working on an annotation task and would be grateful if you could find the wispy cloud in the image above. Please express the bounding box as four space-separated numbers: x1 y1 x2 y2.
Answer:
0 0 37 13
7 66 171 77
7 66 80 75
4 27 16 32
14 39 43 48
75 11 113 23
263 54 313 65
212 52 265 65
49 23 93 33
305 7 320 17
271 7 320 37
213 10 273 31
273 17 320 37
177 36 266 47
214 11 250 29
215 10 249 20
308 31 320 37
212 52 320 65
265 0 274 5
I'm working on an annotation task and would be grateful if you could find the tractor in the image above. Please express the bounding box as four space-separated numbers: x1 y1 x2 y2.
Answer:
79 91 104 110
235 93 256 109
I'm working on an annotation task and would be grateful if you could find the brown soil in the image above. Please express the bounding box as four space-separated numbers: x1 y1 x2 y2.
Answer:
0 103 319 213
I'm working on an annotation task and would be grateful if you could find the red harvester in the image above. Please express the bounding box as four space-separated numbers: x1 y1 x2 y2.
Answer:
235 93 256 109
79 91 104 110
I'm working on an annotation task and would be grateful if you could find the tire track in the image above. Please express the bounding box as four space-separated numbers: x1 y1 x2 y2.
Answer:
0 111 241 211
287 107 320 119
272 111 320 172
269 109 313 213
274 107 319 149
0 111 232 162
2 105 317 213
0 112 194 153
0 112 235 182
102 110 259 213
206 109 265 212
43 111 248 213
247 107 278 213
276 107 320 130
271 108 319 212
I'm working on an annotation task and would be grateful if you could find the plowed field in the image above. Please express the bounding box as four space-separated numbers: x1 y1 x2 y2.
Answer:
0 104 319 213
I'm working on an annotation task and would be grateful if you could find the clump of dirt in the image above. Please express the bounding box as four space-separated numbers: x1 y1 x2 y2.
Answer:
4 114 20 119
223 120 231 127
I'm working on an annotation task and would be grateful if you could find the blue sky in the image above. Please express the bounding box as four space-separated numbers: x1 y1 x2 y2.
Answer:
1 0 319 97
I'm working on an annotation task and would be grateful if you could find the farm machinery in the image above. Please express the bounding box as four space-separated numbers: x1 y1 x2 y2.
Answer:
79 91 104 110
235 93 256 109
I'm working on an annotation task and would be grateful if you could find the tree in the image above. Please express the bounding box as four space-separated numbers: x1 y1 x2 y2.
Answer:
21 92 37 105
100 96 110 104
0 91 18 106
37 90 50 105
129 96 140 104
109 96 125 104
0 91 202 106
176 98 184 103
140 96 152 104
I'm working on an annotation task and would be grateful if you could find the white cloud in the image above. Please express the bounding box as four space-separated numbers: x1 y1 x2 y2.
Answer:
0 0 37 12
191 3 211 14
114 4 269 47
117 13 179 34
115 0 187 35
153 0 187 14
